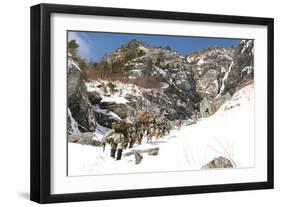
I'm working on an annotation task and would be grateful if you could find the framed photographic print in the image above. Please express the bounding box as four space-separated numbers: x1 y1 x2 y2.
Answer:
30 3 274 203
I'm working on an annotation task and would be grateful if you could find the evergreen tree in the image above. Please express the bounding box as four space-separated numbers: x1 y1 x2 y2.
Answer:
68 40 79 55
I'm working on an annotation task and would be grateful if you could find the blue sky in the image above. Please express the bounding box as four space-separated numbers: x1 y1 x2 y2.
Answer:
68 31 240 62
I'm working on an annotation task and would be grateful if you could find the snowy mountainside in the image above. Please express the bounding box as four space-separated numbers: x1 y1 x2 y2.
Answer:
67 39 254 137
93 39 199 120
87 39 254 120
68 83 254 175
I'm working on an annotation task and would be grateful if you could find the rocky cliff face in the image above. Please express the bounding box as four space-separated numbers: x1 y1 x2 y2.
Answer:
187 46 235 98
186 40 254 116
67 55 96 134
228 40 254 92
68 39 254 131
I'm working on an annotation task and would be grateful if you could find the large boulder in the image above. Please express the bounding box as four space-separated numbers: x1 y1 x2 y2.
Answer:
68 132 102 146
88 91 102 105
94 107 121 128
201 156 233 169
99 101 133 119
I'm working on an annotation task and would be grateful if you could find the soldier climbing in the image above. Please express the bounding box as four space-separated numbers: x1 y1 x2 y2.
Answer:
101 112 172 161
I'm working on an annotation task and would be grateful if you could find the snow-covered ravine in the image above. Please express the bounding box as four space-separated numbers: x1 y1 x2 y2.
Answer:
217 60 234 97
68 84 254 176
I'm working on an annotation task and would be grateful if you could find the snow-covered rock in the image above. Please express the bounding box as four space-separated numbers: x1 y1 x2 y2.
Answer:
68 132 102 146
201 156 233 169
94 105 121 128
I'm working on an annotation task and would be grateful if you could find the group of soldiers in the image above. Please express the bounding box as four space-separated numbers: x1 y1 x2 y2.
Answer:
101 112 172 160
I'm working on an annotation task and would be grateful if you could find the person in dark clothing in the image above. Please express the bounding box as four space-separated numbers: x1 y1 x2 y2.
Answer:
116 143 123 160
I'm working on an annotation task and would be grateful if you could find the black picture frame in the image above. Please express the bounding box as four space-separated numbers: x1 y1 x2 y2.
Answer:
30 3 274 204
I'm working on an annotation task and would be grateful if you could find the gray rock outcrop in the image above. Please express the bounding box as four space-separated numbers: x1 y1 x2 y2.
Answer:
68 132 102 146
67 57 96 133
201 156 233 169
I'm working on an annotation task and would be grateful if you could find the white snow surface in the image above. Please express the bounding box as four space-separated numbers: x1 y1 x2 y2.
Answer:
68 84 254 176
100 96 128 104
86 80 143 104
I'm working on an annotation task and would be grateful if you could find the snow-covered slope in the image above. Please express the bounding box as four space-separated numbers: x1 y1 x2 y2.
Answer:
86 80 142 104
176 83 254 169
68 83 254 176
